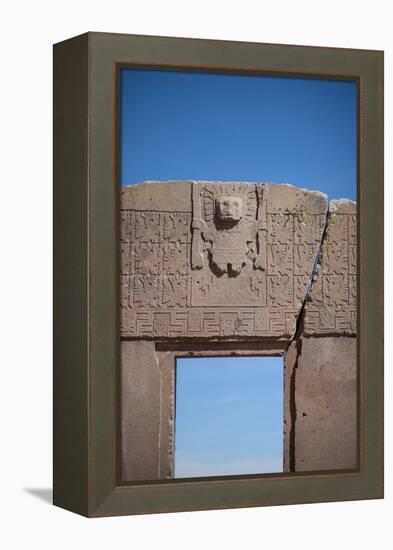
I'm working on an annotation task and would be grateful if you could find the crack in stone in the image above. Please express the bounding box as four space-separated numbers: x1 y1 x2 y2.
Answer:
284 207 330 471
288 333 302 471
295 207 330 342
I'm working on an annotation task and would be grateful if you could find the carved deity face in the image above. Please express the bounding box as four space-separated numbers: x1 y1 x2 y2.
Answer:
215 196 244 223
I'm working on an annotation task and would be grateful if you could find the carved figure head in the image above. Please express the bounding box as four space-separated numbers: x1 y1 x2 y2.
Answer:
215 196 244 223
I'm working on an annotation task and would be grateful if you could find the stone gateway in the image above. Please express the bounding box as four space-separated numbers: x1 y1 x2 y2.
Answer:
120 181 357 480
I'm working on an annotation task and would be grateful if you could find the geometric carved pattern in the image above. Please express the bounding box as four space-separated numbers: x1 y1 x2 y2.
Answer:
120 181 331 339
304 200 357 335
121 307 300 339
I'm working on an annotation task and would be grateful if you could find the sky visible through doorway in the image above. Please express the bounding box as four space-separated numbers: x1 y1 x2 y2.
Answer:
175 356 283 478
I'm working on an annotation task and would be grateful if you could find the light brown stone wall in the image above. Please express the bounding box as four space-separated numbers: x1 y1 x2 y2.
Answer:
121 181 328 341
121 341 161 480
304 199 357 335
284 198 358 472
284 335 357 472
120 181 357 481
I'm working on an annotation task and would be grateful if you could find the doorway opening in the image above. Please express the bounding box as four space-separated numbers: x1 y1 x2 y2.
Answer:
174 355 284 478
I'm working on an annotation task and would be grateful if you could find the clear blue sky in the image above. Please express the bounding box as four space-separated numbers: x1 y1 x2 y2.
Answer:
120 68 357 201
175 356 283 478
120 69 357 477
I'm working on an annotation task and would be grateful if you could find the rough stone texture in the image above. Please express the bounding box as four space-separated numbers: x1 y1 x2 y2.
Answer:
283 337 298 473
121 181 328 341
283 199 358 473
157 350 176 479
121 341 161 480
120 181 357 481
304 199 357 335
123 342 288 482
284 336 357 472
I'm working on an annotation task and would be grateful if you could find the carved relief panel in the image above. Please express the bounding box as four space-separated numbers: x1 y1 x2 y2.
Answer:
121 181 329 340
304 199 357 335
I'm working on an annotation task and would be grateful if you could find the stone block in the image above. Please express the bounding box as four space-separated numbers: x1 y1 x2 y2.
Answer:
120 181 328 340
304 198 357 336
285 336 357 472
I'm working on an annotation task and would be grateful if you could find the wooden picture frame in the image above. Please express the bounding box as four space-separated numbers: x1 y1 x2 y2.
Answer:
53 32 383 517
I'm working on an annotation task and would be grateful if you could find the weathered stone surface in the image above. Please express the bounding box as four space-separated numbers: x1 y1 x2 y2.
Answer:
122 343 287 482
286 199 358 471
121 181 328 340
304 199 357 335
121 341 160 481
283 337 298 472
121 180 193 212
157 350 176 479
120 181 358 481
284 336 357 472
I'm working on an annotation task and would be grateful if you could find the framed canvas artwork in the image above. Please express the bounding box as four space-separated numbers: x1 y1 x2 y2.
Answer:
53 32 383 516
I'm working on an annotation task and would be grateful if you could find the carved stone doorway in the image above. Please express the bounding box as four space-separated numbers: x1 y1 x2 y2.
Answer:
120 181 357 481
